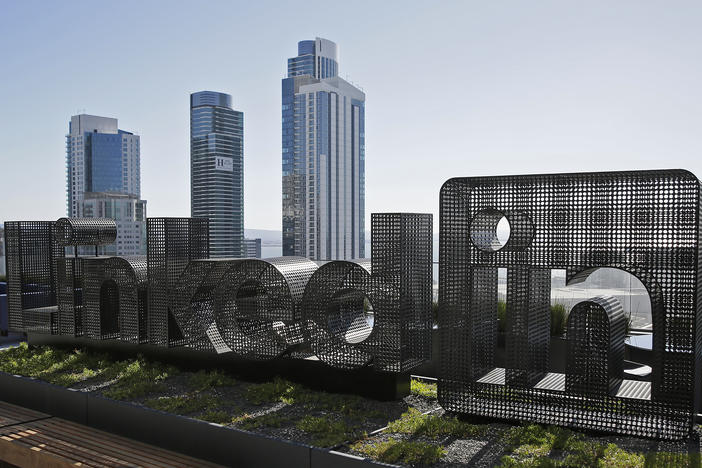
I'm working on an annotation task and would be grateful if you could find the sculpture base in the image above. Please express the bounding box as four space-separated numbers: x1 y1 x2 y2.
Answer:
26 333 410 401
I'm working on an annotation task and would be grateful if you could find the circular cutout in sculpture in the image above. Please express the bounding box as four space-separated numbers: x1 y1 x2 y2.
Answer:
470 209 511 251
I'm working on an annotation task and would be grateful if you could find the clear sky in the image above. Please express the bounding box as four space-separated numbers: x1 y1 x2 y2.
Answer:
1 1 700 231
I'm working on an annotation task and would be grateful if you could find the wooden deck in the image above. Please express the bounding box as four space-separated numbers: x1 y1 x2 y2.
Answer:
0 401 223 468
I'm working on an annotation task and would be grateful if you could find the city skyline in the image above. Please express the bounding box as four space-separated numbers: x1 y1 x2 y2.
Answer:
2 1 701 232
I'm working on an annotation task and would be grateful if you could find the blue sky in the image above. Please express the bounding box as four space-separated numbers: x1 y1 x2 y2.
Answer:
1 1 701 230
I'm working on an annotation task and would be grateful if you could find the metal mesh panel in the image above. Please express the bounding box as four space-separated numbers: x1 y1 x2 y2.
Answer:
371 213 433 371
170 257 317 358
147 218 209 347
56 257 84 336
170 259 239 352
301 213 432 371
83 256 148 343
438 170 701 439
53 218 117 246
505 267 550 387
22 306 58 334
211 257 318 359
4 221 63 333
566 296 626 396
301 260 401 370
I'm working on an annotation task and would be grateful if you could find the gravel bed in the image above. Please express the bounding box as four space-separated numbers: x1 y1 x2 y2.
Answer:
67 367 441 449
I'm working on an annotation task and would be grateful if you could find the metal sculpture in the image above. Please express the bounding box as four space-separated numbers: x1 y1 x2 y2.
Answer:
146 217 209 347
169 257 318 358
10 166 701 442
53 217 117 250
302 259 394 369
212 257 318 359
83 256 148 343
4 221 63 333
439 170 701 438
53 218 117 336
566 295 626 396
301 213 432 371
56 257 84 336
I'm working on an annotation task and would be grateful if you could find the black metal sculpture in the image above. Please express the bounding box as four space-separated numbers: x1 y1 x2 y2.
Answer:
566 295 626 396
301 213 433 371
169 257 318 358
56 257 84 336
8 167 700 441
302 259 394 369
4 221 63 333
146 217 209 347
211 257 317 359
83 256 148 343
438 170 701 439
53 217 117 251
53 218 118 337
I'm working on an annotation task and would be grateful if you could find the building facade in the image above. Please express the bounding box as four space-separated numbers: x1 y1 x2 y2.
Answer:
243 238 262 258
65 114 146 256
0 226 5 277
82 192 147 256
190 91 244 258
282 38 365 260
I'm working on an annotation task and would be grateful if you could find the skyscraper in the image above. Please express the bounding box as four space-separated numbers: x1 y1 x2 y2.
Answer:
282 38 366 260
190 91 244 258
66 114 146 255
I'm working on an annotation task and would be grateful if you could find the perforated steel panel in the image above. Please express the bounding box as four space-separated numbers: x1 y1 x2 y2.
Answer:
438 170 701 439
170 257 318 358
4 221 63 333
53 218 117 246
301 213 432 371
56 257 85 336
302 259 394 369
371 213 433 371
147 218 209 347
566 295 626 396
212 257 318 359
22 306 58 334
83 256 148 343
168 259 229 352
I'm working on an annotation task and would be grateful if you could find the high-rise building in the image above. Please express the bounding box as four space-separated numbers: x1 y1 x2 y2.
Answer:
190 91 244 258
65 114 146 256
282 38 365 260
243 238 262 258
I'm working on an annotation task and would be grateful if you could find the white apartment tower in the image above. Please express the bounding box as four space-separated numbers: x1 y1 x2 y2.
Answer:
66 114 146 255
282 38 366 260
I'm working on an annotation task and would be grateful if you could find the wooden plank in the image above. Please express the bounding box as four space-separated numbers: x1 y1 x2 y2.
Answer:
2 426 122 467
26 419 210 468
45 417 225 467
0 435 77 468
0 417 225 468
0 401 49 428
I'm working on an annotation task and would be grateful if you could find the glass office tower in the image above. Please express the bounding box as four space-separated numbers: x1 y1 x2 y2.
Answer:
190 91 244 258
282 38 366 260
